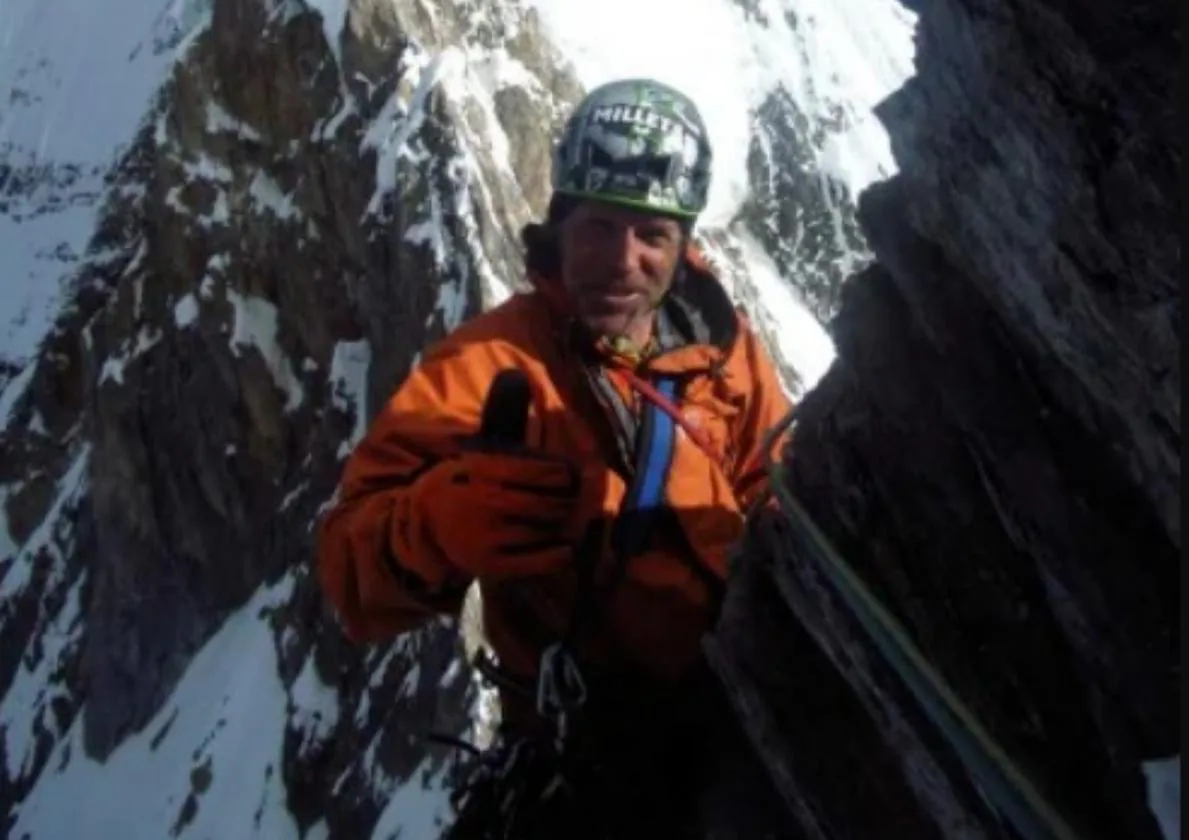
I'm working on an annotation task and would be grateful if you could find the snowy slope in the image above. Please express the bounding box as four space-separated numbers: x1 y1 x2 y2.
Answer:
9 564 458 840
0 0 208 370
0 0 208 745
10 576 303 839
0 0 211 815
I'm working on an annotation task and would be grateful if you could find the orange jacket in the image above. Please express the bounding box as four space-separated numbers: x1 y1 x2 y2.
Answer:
316 246 792 688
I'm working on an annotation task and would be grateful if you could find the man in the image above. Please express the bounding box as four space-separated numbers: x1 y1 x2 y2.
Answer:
317 78 793 838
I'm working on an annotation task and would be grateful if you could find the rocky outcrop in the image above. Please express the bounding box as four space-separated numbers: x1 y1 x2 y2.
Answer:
737 70 866 324
5 3 895 831
710 0 1179 837
1 0 586 829
79 0 588 804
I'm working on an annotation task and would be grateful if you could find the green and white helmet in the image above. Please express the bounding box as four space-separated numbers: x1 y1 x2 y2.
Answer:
552 78 713 221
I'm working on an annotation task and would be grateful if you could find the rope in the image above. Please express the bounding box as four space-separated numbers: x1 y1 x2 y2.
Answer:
760 407 1087 840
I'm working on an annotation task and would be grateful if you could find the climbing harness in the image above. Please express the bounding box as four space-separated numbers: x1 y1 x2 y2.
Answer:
442 373 690 838
533 373 684 748
535 641 588 747
761 405 1088 840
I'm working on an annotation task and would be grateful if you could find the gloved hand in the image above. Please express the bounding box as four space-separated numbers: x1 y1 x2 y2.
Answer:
394 369 584 582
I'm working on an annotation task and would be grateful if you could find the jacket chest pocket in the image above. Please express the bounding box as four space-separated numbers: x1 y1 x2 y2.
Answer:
678 387 744 478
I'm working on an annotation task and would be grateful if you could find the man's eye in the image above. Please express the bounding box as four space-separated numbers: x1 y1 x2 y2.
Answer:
581 219 615 236
638 227 672 245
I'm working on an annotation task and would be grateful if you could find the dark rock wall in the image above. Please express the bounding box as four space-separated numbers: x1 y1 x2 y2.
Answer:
709 0 1179 837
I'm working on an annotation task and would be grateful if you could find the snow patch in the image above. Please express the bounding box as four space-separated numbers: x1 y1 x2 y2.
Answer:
199 252 230 299
248 170 300 221
280 480 308 512
406 214 450 269
174 293 200 328
1143 756 1180 840
205 99 263 141
360 48 460 217
0 188 99 365
209 190 231 224
98 356 128 387
165 185 189 215
318 94 356 141
731 230 836 392
226 290 304 412
305 0 349 70
0 446 89 778
98 325 163 386
443 48 521 186
400 663 422 699
26 410 48 436
435 57 521 311
0 359 38 426
368 646 401 691
0 575 86 779
0 447 89 600
10 574 301 840
181 151 234 185
330 339 372 457
367 757 454 840
410 157 475 327
465 46 540 95
290 655 341 750
435 274 468 330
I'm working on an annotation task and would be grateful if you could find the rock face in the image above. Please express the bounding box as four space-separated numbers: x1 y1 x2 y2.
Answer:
0 0 584 831
78 0 562 763
709 0 1179 838
4 0 899 834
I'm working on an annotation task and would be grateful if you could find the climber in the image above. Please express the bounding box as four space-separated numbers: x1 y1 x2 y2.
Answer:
316 77 793 838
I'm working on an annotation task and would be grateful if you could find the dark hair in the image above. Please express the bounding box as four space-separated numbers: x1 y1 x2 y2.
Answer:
520 193 576 277
521 220 560 278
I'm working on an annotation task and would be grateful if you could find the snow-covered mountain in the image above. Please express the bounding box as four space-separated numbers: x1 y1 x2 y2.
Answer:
0 0 911 836
0 0 1179 837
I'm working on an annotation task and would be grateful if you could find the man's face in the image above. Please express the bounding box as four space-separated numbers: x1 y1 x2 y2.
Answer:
557 200 685 345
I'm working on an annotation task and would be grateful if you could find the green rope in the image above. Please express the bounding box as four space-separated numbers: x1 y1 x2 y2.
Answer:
762 408 1087 840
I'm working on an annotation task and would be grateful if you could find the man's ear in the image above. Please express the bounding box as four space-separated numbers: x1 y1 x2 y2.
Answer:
682 238 713 274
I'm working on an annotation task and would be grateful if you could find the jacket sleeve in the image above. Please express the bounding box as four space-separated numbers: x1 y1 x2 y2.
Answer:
316 336 496 643
730 323 795 512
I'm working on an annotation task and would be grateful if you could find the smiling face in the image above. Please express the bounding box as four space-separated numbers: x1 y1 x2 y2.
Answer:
557 200 686 347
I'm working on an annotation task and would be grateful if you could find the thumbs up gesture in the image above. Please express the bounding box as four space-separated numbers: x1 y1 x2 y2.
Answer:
395 370 584 582
475 368 536 449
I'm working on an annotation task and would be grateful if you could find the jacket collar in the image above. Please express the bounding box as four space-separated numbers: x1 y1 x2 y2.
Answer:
530 243 739 375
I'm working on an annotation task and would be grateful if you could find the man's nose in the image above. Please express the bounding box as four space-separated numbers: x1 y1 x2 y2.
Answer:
606 226 641 273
